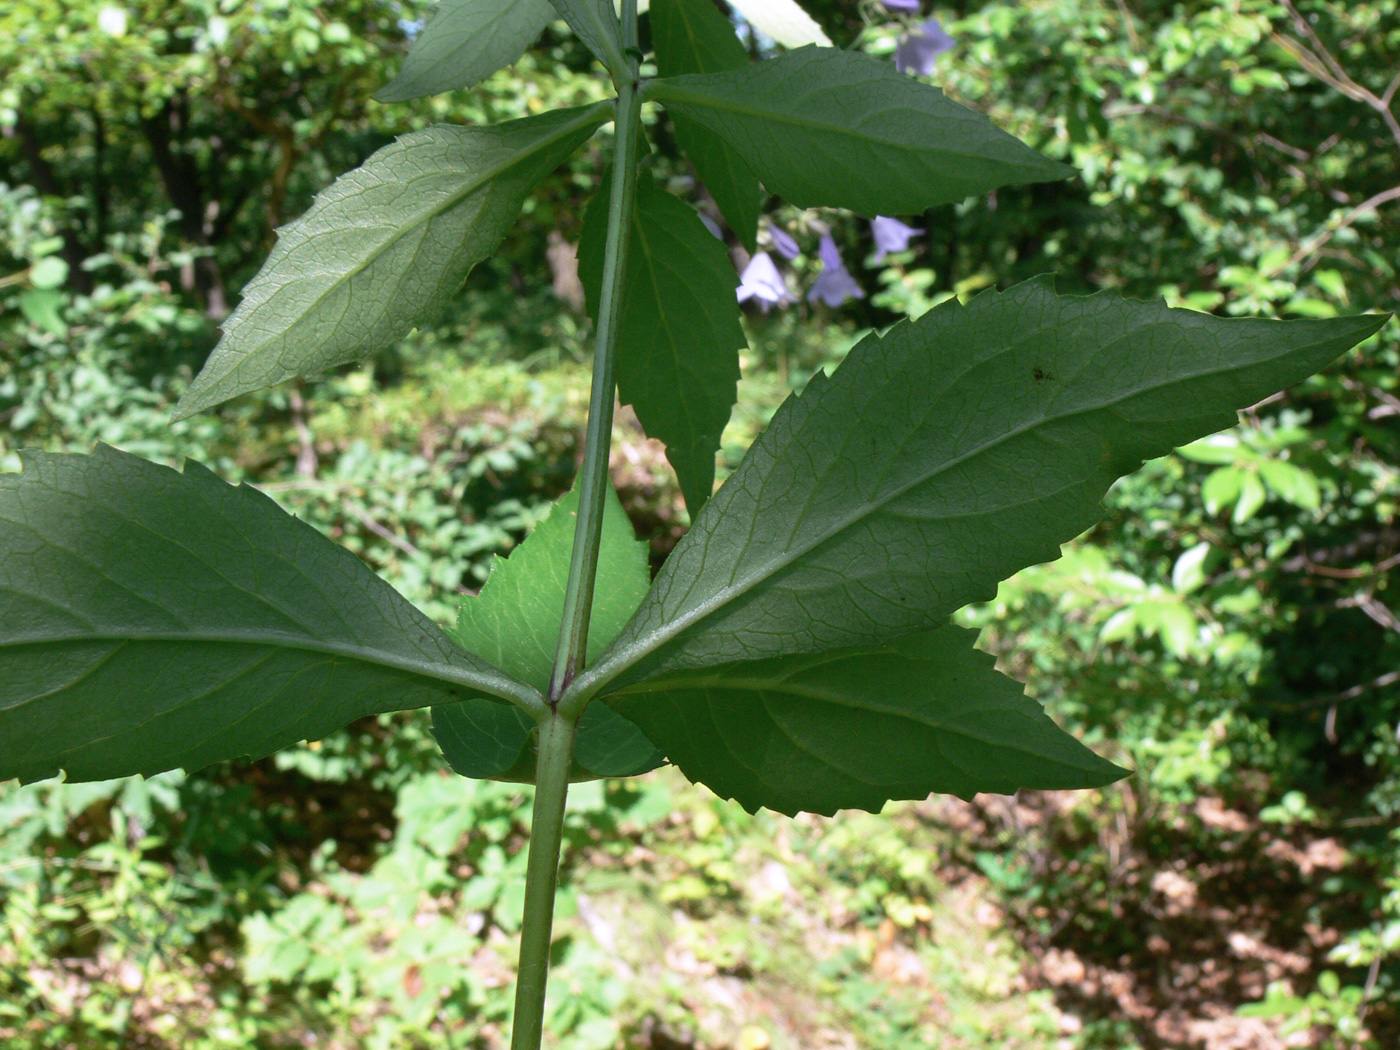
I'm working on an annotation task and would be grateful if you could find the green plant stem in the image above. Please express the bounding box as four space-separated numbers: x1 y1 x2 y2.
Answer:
508 711 579 1050
511 7 641 1047
548 10 643 709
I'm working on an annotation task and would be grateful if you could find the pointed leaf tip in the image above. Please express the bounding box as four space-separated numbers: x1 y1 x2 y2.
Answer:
582 281 1386 695
577 177 745 516
176 105 607 418
606 626 1127 815
652 0 762 249
374 0 555 103
649 47 1072 215
448 484 650 691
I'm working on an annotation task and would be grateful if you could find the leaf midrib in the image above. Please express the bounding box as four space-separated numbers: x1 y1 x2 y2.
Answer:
216 102 609 356
662 0 745 76
581 320 1347 696
631 203 701 441
2 485 368 646
0 629 538 709
618 672 1062 764
649 81 1005 170
442 0 543 65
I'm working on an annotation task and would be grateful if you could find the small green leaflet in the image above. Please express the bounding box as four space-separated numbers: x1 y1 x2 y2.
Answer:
607 626 1126 815
578 175 746 515
174 104 608 419
651 0 761 250
433 484 662 780
644 46 1073 215
433 691 658 782
19 289 65 336
375 0 556 102
651 0 748 80
0 445 537 786
575 277 1388 697
451 486 649 686
28 255 68 289
548 0 627 76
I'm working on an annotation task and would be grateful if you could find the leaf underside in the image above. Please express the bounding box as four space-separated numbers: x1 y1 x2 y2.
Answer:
375 0 557 103
649 46 1074 215
608 625 1127 815
584 277 1387 694
651 0 762 250
578 176 746 516
548 0 627 74
433 484 662 780
434 699 662 783
174 104 607 419
0 446 535 785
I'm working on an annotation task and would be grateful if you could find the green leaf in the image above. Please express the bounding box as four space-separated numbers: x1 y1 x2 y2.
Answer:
1233 471 1267 524
432 691 655 782
1171 541 1211 593
29 236 65 258
1259 459 1320 510
433 484 662 780
174 104 609 419
1099 607 1136 645
1154 602 1197 659
651 0 761 250
578 278 1387 694
578 176 746 515
0 445 538 785
644 46 1074 215
450 485 649 687
605 626 1126 815
374 0 556 103
548 0 627 75
1177 435 1242 464
1202 466 1244 513
18 289 65 336
573 699 663 774
28 256 68 290
430 698 535 780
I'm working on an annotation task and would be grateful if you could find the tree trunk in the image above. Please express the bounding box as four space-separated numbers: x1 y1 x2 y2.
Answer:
139 94 230 319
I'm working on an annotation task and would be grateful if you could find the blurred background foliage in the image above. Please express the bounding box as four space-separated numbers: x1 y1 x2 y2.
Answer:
1 0 1398 1047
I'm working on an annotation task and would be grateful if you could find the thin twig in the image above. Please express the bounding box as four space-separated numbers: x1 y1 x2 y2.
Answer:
1276 0 1400 148
1271 670 1400 711
1272 184 1400 274
1342 594 1400 633
1111 0 1139 52
257 478 353 493
1302 551 1400 579
1281 1 1354 85
1341 375 1400 415
341 500 424 560
288 382 319 479
1255 132 1313 162
1340 670 1400 701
